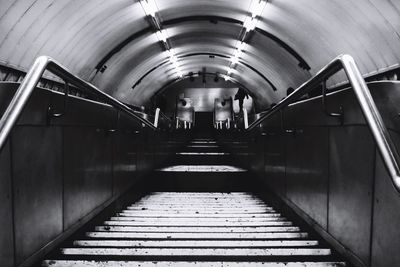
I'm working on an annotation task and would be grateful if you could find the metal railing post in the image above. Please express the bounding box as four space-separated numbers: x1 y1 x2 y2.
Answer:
154 108 160 128
245 54 400 193
243 108 248 129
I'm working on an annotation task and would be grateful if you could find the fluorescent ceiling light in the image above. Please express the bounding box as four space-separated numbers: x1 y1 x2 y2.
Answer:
249 0 267 18
230 55 239 65
166 49 176 58
233 49 242 58
140 0 157 17
169 55 178 64
243 17 257 32
236 42 247 51
156 30 167 42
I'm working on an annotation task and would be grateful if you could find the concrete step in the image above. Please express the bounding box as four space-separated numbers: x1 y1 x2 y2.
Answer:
144 192 256 196
122 210 276 214
189 141 218 144
109 216 288 222
135 198 265 203
94 226 301 233
126 206 273 211
120 210 277 214
134 199 265 204
172 155 233 165
43 260 346 267
180 146 224 153
73 240 319 248
42 191 344 266
103 220 294 227
157 165 247 172
61 248 331 257
115 213 282 218
85 232 309 239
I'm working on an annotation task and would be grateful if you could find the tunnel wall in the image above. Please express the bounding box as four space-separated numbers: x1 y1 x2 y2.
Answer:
252 81 400 267
1 1 400 108
0 82 168 267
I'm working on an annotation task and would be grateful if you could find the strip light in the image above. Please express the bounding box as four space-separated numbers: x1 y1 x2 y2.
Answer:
140 0 157 17
243 17 258 32
249 0 267 18
226 0 267 77
166 49 183 78
140 0 184 79
236 41 247 51
156 30 167 43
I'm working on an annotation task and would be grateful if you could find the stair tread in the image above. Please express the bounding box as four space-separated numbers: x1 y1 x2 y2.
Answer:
126 207 273 210
95 226 301 233
61 247 332 256
103 221 293 226
85 232 308 239
73 240 320 247
43 260 346 267
115 213 282 218
109 217 288 222
42 191 344 266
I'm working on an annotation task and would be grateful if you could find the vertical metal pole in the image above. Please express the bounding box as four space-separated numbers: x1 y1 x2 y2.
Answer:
243 108 248 129
154 108 160 128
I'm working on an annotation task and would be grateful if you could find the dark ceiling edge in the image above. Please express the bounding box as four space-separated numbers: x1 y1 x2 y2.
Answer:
94 15 310 72
131 52 278 92
95 26 152 70
255 28 310 70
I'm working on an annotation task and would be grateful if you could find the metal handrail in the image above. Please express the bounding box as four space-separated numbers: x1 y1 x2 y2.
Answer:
158 109 172 122
0 56 157 151
246 54 400 193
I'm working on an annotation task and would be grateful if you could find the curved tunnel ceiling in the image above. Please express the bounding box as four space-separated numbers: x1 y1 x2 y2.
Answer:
0 0 400 109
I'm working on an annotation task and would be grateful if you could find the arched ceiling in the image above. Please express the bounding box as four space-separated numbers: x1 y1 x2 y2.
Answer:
0 0 399 109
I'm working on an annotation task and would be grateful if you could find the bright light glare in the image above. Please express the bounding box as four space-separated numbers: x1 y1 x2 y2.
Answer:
249 0 267 18
170 56 178 65
243 17 257 32
140 0 157 17
233 49 242 59
230 55 239 65
236 41 247 51
156 30 167 42
166 49 176 58
158 165 247 172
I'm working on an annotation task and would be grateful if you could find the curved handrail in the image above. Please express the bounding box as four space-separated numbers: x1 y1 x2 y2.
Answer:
246 54 400 193
158 109 172 123
0 56 157 151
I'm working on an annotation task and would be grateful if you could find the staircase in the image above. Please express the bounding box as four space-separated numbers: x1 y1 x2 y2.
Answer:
42 138 346 267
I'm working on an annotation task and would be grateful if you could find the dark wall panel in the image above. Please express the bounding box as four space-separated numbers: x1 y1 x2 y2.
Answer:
63 127 113 229
264 134 286 197
0 141 14 267
328 126 375 266
0 84 166 266
12 127 63 264
257 82 400 267
113 132 138 196
371 133 400 267
286 128 329 229
250 135 264 175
